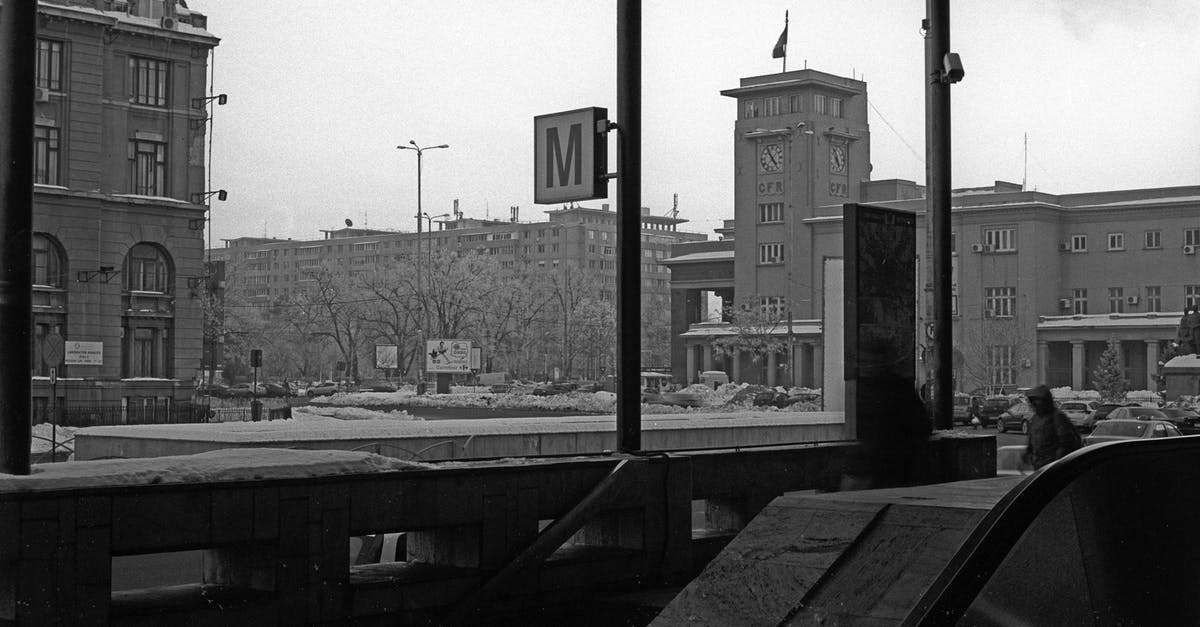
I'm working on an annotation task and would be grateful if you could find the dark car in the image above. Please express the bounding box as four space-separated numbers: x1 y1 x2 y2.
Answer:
531 382 573 396
996 400 1036 434
196 382 229 398
979 396 1015 428
263 382 291 397
1104 406 1170 423
1158 407 1200 435
1083 418 1183 446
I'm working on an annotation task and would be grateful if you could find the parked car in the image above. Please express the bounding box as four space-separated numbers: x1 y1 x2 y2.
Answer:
1158 407 1200 435
1059 401 1097 432
996 400 1036 434
531 382 574 396
224 383 266 398
196 382 229 398
1103 406 1170 422
263 382 291 397
647 391 705 408
1085 402 1134 429
952 393 980 425
306 381 340 397
979 396 1015 428
1083 418 1183 446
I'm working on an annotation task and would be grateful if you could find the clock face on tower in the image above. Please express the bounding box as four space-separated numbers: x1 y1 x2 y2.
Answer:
759 144 784 173
829 143 848 174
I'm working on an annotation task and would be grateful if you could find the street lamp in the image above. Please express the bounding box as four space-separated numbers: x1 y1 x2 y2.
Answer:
422 212 450 279
397 141 448 386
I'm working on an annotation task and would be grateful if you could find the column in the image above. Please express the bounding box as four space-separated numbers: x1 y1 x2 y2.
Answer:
1071 340 1085 390
794 343 807 389
701 343 713 372
1146 340 1160 391
813 344 824 391
685 344 696 385
731 349 741 384
766 352 777 387
1037 341 1049 385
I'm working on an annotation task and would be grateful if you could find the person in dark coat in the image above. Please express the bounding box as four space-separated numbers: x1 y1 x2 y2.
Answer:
1024 384 1080 470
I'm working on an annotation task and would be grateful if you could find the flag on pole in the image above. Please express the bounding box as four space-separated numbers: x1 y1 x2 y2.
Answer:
772 11 788 59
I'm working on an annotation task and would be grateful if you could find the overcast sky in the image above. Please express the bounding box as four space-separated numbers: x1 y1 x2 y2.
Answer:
191 1 1200 244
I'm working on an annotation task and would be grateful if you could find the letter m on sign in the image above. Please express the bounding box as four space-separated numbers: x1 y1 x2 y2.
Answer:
546 124 582 188
534 107 608 204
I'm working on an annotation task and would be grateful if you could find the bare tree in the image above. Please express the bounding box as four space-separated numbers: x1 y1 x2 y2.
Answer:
711 296 789 366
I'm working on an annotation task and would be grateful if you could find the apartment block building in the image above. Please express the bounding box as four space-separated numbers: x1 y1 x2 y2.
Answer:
32 0 220 414
210 204 707 376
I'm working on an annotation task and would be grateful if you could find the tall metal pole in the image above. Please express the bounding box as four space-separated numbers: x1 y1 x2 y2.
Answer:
616 0 642 452
926 0 953 430
397 142 447 384
0 2 36 474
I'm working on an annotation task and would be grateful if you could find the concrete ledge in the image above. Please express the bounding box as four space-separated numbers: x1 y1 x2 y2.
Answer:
74 412 850 461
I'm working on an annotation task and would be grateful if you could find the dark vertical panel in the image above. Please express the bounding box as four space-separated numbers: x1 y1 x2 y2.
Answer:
616 0 642 452
0 1 37 474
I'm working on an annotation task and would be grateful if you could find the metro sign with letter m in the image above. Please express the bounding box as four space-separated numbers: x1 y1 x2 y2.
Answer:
534 107 608 204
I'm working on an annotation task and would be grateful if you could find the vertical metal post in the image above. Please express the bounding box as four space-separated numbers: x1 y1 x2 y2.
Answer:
926 0 953 430
616 0 642 452
0 2 36 474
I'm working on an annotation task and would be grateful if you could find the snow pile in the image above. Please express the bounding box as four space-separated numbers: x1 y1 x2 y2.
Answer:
3 448 432 491
31 423 79 454
301 405 422 421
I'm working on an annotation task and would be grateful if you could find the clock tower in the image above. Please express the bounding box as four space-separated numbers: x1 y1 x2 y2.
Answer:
720 69 870 320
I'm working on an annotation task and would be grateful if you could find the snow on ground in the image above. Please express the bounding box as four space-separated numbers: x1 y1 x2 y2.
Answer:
0 448 432 491
311 382 822 414
31 422 79 454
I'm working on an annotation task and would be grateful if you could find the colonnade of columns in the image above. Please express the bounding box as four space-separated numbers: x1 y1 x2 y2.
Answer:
682 341 823 388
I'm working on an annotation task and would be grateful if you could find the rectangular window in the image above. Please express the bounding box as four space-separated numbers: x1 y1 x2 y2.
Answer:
129 0 165 18
984 287 1016 318
602 246 614 255
788 94 802 113
758 243 784 264
764 96 781 116
36 39 63 91
986 345 1016 386
1146 286 1162 312
830 97 843 118
757 202 783 223
1187 285 1200 309
129 56 169 107
1107 232 1125 251
1108 287 1124 313
125 326 169 378
130 139 166 195
744 99 760 119
1144 230 1161 249
814 94 827 115
984 227 1016 251
1186 228 1200 248
950 232 957 255
759 296 786 319
34 125 60 185
1072 288 1088 315
1070 234 1087 252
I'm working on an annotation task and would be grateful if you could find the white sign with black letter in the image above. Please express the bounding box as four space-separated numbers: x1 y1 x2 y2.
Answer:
534 107 608 204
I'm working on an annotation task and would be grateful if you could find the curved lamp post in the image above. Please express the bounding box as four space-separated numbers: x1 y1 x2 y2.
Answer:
396 141 448 385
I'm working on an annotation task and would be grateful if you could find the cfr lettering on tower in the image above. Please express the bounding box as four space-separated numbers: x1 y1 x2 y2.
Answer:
534 107 608 204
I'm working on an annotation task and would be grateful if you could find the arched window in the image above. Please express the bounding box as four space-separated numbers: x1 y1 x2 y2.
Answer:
32 233 66 288
32 234 68 379
125 243 172 293
123 243 174 378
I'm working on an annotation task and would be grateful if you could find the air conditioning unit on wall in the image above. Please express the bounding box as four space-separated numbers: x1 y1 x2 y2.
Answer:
1185 245 1197 255
34 87 49 102
1058 298 1073 309
1059 242 1071 252
1126 295 1140 306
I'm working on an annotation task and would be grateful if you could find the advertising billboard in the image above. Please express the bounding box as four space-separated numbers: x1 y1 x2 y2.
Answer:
425 339 472 373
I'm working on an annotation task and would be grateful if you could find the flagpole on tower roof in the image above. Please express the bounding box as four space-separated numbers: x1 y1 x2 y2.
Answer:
772 10 789 72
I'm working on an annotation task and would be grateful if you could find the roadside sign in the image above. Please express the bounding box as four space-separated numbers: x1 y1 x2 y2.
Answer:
43 333 65 367
376 344 398 369
426 339 472 373
64 340 103 366
534 107 608 204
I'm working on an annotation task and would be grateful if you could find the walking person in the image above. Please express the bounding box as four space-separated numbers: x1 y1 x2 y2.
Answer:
1024 385 1081 470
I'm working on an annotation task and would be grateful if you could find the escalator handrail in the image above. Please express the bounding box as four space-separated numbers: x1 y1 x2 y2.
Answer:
904 434 1200 626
